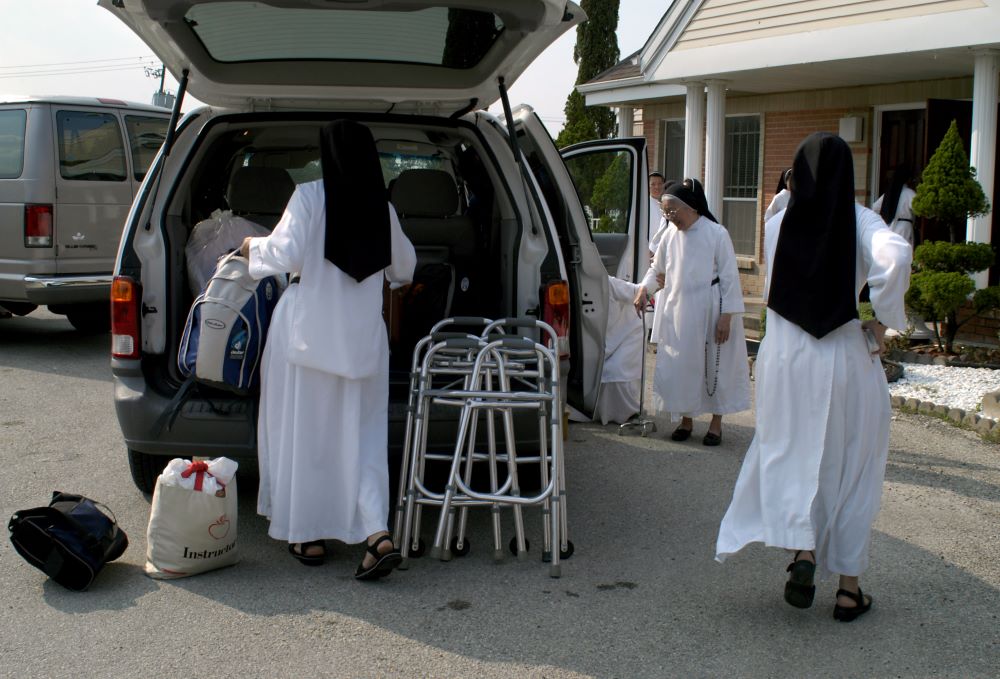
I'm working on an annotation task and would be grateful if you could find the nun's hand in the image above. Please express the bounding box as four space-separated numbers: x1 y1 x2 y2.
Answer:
861 319 886 355
239 236 252 259
633 286 648 317
715 313 732 344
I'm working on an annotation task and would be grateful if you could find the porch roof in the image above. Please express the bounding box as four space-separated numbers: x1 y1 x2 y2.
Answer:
581 0 1000 106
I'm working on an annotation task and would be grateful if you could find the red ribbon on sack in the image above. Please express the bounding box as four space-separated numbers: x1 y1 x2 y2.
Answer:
181 460 210 492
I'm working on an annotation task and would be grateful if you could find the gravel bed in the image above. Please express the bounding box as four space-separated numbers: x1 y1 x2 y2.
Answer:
888 362 1000 417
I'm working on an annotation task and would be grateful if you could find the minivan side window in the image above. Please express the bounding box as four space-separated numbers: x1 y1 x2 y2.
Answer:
563 149 634 236
57 110 126 182
125 115 168 180
0 109 27 179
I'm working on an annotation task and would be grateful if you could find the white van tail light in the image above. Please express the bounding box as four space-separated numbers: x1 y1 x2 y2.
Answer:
24 204 53 247
542 280 570 359
111 276 141 359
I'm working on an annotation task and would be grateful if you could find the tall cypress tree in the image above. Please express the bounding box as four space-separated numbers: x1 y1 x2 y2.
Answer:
555 0 621 148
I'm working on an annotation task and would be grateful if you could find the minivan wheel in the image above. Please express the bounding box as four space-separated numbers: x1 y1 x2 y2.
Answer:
65 303 111 334
128 448 166 495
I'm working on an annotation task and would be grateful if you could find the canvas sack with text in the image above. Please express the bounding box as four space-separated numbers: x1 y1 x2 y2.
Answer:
145 457 239 579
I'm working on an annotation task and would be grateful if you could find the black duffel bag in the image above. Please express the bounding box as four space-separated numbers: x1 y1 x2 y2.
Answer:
8 492 129 591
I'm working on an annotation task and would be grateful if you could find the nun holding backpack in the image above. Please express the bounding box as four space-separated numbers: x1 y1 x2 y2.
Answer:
240 119 416 579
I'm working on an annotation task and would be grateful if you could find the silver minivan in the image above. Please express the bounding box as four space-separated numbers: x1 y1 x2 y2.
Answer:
101 0 649 493
0 96 169 331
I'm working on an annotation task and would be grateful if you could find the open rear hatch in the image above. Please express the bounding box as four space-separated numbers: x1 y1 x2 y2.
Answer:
99 0 583 113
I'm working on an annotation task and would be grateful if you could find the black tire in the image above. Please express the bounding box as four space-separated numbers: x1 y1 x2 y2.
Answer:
509 536 530 555
543 540 575 562
449 535 471 557
127 449 166 495
65 303 110 334
407 538 426 559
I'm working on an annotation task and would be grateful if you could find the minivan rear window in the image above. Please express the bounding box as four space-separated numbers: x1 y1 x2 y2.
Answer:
125 115 168 180
186 3 503 69
0 109 26 179
57 110 126 182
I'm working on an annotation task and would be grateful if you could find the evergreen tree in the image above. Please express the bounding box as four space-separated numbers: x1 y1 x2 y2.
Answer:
911 120 990 243
555 0 621 148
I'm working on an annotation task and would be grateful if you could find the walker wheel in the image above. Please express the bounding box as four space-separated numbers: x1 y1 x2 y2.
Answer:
542 540 575 562
508 536 530 555
408 538 426 558
449 536 471 557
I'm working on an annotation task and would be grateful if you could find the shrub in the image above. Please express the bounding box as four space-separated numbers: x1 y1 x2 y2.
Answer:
911 120 990 242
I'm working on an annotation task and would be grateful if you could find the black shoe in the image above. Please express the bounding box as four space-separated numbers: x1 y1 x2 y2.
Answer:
783 550 816 608
355 535 403 581
671 426 692 441
702 431 722 446
833 587 872 622
288 540 326 567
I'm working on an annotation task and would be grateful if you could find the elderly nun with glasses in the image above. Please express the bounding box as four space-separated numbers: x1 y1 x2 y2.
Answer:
633 178 751 446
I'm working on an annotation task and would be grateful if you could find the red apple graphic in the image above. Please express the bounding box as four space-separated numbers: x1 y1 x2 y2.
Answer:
208 515 231 540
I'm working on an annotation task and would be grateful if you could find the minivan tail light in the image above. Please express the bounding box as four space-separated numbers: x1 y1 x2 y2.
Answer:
111 276 141 359
542 280 570 359
24 204 53 247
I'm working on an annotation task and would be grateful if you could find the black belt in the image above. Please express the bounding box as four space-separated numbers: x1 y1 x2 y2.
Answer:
289 274 300 285
711 276 720 286
897 218 913 223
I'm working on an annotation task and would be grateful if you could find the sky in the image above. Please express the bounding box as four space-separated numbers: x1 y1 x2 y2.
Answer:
0 0 656 137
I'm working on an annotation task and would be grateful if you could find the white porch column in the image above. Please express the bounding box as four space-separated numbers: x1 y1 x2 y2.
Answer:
968 50 999 288
704 80 727 222
617 106 634 139
683 82 705 182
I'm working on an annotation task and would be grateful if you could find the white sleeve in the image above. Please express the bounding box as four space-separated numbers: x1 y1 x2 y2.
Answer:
385 204 417 287
640 233 666 291
858 206 912 331
607 275 641 305
716 227 745 314
248 184 311 279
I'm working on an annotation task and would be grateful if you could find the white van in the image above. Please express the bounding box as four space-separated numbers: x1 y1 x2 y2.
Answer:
0 96 169 331
100 0 649 493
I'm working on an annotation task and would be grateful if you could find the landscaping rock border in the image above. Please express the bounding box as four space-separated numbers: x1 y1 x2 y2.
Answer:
887 348 1000 370
890 393 1000 440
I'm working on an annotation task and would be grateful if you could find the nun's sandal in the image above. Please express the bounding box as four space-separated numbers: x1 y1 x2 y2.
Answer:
355 535 402 581
289 540 326 567
783 550 816 608
833 588 872 622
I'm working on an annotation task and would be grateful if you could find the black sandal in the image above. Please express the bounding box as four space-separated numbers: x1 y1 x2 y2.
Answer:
289 540 325 567
671 425 693 441
833 587 872 622
702 431 722 446
783 550 816 608
355 535 402 581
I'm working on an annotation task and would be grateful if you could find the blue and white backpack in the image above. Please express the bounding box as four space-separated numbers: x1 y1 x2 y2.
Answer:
178 251 282 394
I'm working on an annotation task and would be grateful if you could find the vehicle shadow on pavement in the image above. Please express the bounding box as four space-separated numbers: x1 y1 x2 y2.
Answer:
122 418 1000 679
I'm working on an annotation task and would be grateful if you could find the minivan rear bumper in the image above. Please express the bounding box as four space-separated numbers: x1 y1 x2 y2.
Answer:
24 274 112 305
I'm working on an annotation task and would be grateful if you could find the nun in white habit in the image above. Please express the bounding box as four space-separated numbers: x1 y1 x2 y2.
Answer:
715 133 911 622
872 163 917 247
594 275 643 424
634 179 751 446
241 119 416 580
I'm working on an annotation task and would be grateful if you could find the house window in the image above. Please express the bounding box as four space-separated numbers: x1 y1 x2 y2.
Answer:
722 115 760 257
659 119 685 183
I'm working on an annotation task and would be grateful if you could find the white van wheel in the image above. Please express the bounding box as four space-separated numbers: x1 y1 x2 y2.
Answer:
65 303 110 334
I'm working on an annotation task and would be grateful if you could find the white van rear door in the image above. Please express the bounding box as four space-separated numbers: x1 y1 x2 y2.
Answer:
560 138 649 283
510 106 611 417
52 107 134 275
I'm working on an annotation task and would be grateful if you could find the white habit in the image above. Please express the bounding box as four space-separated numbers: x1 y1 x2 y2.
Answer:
872 186 916 247
248 180 416 544
595 276 643 424
715 204 911 577
646 210 668 343
764 188 791 223
640 216 750 419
